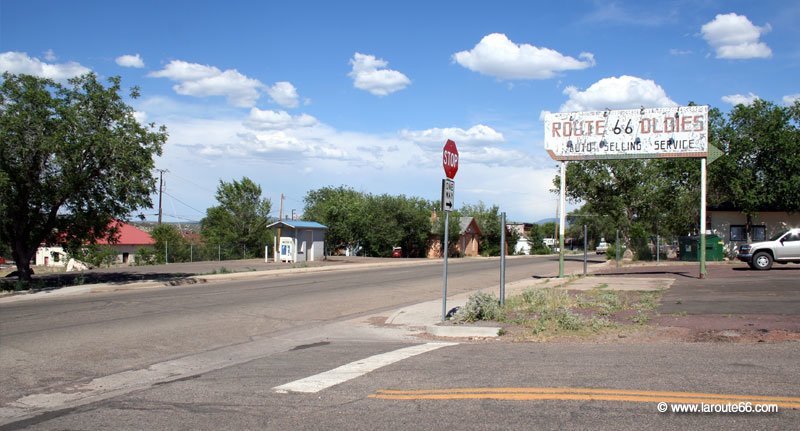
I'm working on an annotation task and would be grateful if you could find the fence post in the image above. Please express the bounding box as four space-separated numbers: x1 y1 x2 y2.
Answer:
218 244 221 261
615 229 620 267
165 240 168 265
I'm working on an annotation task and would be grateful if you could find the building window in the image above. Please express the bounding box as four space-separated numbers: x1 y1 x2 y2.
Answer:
730 226 746 241
730 225 766 242
752 226 766 241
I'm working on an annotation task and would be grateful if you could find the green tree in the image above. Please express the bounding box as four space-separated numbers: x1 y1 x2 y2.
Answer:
0 73 166 281
302 186 367 255
361 194 432 257
200 177 272 258
151 224 189 263
557 157 700 248
708 100 800 238
526 223 551 255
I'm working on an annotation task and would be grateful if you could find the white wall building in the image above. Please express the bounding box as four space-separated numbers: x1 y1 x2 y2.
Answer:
267 220 328 262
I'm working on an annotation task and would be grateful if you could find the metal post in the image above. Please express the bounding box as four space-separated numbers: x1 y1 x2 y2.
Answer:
218 244 221 261
656 235 660 263
616 229 620 267
190 243 193 262
442 211 450 321
700 157 707 278
165 240 168 265
558 161 567 278
583 224 588 276
500 212 506 306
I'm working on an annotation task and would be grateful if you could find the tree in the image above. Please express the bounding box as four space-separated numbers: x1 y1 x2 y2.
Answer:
303 186 367 255
0 73 166 281
526 223 552 255
361 194 432 257
708 100 800 238
200 177 272 258
557 157 700 248
150 224 189 263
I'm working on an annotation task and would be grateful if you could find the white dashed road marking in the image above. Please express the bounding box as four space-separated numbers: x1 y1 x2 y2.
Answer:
273 342 458 394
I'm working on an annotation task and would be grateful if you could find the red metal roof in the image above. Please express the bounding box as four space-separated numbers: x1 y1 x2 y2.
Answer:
95 221 155 246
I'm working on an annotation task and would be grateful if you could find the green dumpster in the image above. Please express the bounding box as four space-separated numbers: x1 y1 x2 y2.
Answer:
678 234 725 261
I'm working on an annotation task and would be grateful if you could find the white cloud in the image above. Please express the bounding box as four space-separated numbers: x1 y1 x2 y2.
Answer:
43 49 57 61
348 53 411 96
149 60 264 107
722 92 759 106
116 53 145 68
783 94 800 106
133 111 148 124
452 33 595 80
559 75 677 112
266 81 300 108
400 124 505 147
701 13 772 59
0 51 90 80
669 49 692 56
244 108 318 130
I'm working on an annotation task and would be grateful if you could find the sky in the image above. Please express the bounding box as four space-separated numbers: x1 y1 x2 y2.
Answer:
2 0 799 223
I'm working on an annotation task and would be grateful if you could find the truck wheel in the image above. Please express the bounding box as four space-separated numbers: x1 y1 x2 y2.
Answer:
752 252 773 270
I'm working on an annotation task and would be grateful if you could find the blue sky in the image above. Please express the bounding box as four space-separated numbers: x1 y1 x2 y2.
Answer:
2 0 799 223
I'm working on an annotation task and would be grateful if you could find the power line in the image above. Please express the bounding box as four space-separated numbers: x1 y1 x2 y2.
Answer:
163 191 205 215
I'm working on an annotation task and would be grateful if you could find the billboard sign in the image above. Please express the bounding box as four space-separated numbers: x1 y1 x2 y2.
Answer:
544 105 708 161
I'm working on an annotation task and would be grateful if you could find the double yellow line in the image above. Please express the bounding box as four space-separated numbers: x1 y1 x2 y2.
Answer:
370 387 800 409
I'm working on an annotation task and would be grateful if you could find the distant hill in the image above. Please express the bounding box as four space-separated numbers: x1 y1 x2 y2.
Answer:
535 218 558 224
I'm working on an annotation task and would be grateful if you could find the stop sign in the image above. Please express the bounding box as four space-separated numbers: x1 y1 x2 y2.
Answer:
442 139 459 179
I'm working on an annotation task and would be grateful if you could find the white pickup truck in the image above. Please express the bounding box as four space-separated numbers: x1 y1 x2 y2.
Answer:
737 228 800 270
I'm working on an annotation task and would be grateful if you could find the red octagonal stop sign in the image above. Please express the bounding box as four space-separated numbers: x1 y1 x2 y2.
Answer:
442 139 459 179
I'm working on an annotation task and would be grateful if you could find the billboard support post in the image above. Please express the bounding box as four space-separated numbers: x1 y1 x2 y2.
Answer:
558 161 567 278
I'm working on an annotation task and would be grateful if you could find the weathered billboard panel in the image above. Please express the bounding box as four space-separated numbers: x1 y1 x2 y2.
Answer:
544 105 708 160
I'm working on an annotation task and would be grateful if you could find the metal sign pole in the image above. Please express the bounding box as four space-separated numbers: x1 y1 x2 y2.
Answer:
442 210 449 321
558 161 567 278
500 212 506 306
583 224 588 276
700 157 707 278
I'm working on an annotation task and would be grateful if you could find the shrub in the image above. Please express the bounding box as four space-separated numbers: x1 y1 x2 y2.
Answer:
454 292 503 322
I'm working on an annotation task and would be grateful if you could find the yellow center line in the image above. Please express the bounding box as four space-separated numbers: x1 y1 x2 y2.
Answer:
369 388 800 409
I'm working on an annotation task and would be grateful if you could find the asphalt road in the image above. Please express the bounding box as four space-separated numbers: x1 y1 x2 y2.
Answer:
0 255 588 411
5 342 798 431
2 256 798 430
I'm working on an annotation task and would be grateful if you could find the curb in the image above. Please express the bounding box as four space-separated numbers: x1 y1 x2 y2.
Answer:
426 325 501 338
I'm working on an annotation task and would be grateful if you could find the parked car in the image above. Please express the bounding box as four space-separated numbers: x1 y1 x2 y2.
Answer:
391 247 402 258
737 228 800 270
595 240 610 255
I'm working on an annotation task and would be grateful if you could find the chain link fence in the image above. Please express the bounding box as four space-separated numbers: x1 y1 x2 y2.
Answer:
136 242 271 265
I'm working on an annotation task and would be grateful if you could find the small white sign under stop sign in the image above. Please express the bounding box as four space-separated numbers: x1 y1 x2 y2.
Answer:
441 178 455 212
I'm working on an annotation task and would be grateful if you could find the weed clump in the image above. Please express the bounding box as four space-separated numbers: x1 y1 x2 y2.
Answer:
453 292 503 322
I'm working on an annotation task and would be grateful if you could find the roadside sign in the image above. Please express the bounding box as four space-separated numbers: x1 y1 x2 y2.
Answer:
544 105 709 161
442 139 459 179
441 178 455 212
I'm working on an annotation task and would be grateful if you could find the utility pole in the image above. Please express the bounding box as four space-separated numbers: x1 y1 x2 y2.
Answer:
156 169 167 225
